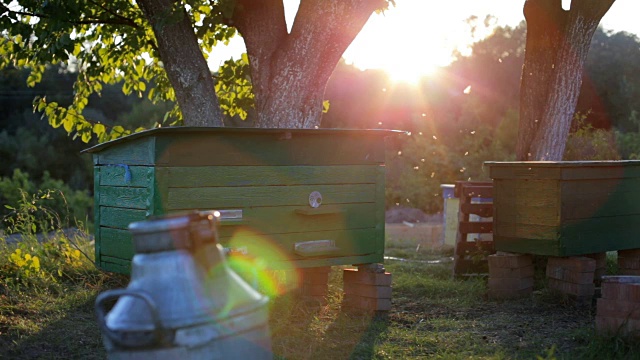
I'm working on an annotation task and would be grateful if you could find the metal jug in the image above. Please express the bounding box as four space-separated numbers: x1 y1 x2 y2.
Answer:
95 211 272 359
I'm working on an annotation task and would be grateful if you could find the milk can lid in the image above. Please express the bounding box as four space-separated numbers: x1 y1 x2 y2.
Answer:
128 211 219 252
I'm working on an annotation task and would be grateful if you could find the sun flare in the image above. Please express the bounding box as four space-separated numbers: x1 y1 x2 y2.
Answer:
341 1 494 85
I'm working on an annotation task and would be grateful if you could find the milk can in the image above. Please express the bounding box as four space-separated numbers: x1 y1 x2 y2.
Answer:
95 211 272 359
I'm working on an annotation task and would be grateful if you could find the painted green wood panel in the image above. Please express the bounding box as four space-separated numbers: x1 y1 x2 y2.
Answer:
99 165 154 187
208 204 375 236
97 186 150 209
100 227 134 259
219 228 378 259
100 256 131 274
100 207 148 229
150 167 168 216
561 179 640 220
494 221 559 240
95 137 155 165
154 133 385 166
560 215 640 255
167 184 376 210
375 166 386 255
275 253 384 270
94 167 102 267
560 165 640 180
493 236 563 256
166 165 377 187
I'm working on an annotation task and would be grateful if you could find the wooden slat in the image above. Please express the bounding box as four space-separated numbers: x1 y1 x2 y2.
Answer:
100 207 148 230
168 184 376 210
494 221 558 240
458 221 492 234
211 204 376 236
493 236 564 256
154 133 386 166
98 186 150 210
95 138 155 166
219 228 380 259
99 227 134 260
167 165 378 187
455 241 495 254
460 203 493 217
454 181 492 197
459 185 493 200
99 165 153 187
560 214 640 255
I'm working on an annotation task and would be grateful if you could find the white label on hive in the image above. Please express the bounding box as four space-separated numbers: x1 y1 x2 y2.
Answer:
309 191 322 208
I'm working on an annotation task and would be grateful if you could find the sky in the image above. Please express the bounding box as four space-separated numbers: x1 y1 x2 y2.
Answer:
208 0 640 83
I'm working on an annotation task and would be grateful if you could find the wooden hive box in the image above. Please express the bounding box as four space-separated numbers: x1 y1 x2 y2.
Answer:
486 161 640 257
84 127 398 274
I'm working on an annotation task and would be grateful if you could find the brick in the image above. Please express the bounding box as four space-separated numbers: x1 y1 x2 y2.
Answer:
343 269 392 286
619 269 640 276
488 276 534 291
584 252 607 268
601 282 640 302
619 257 640 270
548 278 595 298
546 265 595 285
597 298 640 320
301 271 330 285
343 294 391 311
344 283 392 299
488 253 532 269
547 257 596 273
596 315 640 337
594 268 606 282
301 283 328 297
489 265 534 278
619 249 640 258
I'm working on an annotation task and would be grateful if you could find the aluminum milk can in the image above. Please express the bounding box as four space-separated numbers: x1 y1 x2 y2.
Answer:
95 211 272 359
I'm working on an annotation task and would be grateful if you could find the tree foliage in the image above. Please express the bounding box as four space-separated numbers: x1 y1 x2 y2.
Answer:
1 0 390 141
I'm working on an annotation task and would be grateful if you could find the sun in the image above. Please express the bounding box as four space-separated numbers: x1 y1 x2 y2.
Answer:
341 1 488 85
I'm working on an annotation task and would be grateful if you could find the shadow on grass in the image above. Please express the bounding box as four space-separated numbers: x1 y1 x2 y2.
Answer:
1 294 106 360
269 291 389 360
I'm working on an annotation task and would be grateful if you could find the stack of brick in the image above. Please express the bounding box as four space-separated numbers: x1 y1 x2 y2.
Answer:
546 256 596 302
343 265 392 312
596 276 640 337
585 252 607 283
618 249 640 276
300 266 331 304
487 253 534 299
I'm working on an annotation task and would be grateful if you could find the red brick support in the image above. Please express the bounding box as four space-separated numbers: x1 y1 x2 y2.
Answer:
618 249 640 276
546 256 595 302
342 264 392 312
300 266 331 304
596 276 640 337
487 253 534 299
584 252 607 283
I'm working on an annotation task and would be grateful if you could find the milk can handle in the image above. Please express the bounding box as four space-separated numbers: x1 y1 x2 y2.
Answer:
95 289 164 348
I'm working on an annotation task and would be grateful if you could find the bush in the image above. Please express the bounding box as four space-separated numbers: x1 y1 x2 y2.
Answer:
0 169 92 234
564 115 620 160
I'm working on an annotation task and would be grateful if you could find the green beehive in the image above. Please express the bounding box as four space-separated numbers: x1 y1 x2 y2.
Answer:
486 161 640 257
84 127 398 274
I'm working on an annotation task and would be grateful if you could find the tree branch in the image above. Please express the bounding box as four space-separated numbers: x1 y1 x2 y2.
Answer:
3 7 140 28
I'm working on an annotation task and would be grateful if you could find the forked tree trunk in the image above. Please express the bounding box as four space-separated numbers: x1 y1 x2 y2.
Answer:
517 0 615 160
138 0 224 127
232 0 383 128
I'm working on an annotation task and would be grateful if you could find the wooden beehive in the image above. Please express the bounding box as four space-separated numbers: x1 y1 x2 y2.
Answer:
486 161 640 257
84 127 398 274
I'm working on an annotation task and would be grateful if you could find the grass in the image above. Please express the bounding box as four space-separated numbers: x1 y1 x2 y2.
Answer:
1 230 640 359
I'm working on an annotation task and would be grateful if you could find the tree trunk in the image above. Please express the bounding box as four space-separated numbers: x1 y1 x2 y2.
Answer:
232 0 383 128
517 0 614 160
138 0 224 127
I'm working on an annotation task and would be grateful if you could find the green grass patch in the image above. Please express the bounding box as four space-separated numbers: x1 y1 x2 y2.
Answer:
2 226 640 359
